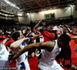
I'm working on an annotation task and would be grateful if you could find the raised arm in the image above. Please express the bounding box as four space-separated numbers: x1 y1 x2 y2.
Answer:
10 37 29 48
10 41 55 60
10 35 43 48
34 20 43 29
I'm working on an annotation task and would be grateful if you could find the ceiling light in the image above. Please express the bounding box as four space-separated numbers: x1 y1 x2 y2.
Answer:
4 0 20 9
17 12 23 16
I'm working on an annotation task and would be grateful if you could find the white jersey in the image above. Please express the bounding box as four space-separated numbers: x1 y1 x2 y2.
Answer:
0 38 9 61
0 43 9 61
0 39 9 70
16 42 30 70
39 40 64 70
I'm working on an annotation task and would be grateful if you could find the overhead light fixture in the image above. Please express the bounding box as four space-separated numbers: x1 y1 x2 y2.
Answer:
17 12 23 16
4 0 20 10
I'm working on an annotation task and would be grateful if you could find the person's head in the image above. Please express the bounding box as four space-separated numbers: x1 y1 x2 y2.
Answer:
58 33 71 47
11 32 20 41
45 25 53 31
72 26 77 33
12 28 17 33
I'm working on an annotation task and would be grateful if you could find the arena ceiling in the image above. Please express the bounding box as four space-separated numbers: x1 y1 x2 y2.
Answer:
0 0 76 13
9 0 75 12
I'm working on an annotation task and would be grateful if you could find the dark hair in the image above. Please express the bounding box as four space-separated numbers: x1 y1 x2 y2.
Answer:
59 33 71 44
11 32 20 41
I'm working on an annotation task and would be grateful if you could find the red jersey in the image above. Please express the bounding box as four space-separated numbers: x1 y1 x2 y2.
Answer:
42 31 55 42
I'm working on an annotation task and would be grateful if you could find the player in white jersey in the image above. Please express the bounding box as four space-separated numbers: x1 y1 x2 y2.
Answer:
38 40 63 70
0 38 9 70
10 32 42 70
10 32 30 70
